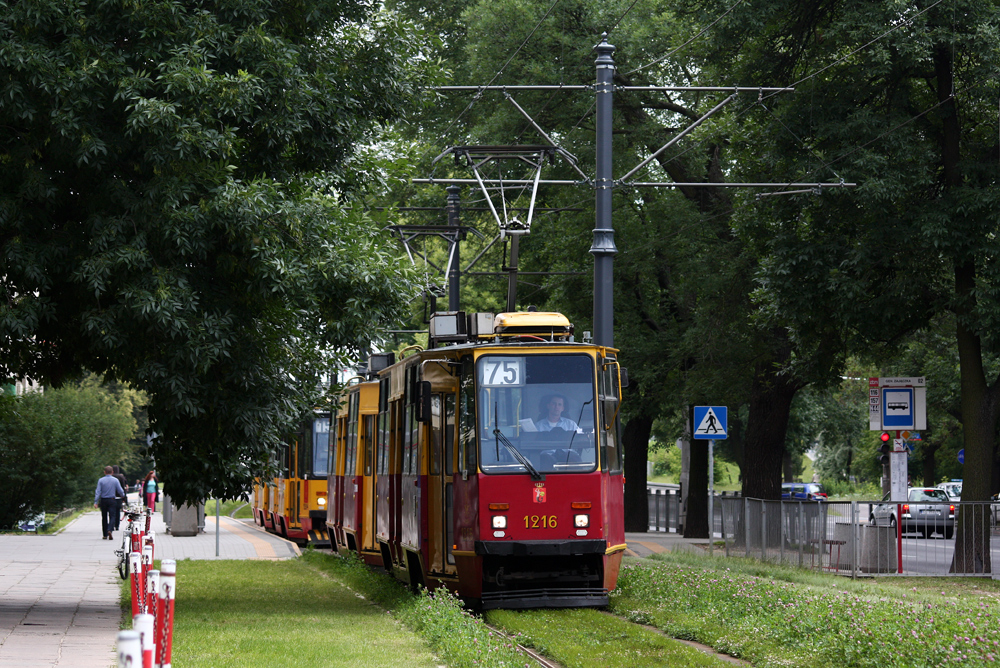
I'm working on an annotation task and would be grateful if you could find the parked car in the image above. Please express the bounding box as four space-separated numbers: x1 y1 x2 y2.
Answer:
781 482 828 501
936 480 962 501
17 511 46 532
870 488 955 538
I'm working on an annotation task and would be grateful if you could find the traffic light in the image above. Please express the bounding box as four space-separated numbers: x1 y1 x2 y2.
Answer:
878 431 891 465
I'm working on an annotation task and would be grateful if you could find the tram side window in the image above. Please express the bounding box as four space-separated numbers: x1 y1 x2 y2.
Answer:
280 443 290 477
295 433 304 479
328 416 339 478
599 361 622 473
430 395 442 476
459 363 477 474
445 393 456 475
364 415 374 476
346 392 359 476
403 402 413 475
377 379 390 476
312 417 331 477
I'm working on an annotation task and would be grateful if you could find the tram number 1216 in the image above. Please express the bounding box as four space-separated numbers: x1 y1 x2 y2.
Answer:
524 515 558 529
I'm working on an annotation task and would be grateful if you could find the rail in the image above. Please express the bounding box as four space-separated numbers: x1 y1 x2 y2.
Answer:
645 488 1000 577
718 498 1000 577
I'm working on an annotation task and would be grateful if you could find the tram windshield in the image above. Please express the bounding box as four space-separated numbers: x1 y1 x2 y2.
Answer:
477 353 597 475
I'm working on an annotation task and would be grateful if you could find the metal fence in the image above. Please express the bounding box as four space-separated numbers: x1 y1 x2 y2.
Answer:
720 498 1000 577
645 487 1000 577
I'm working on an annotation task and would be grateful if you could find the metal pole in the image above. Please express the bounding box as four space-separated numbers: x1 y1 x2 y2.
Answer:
591 35 616 348
446 185 462 311
708 439 714 555
215 498 220 557
506 235 520 312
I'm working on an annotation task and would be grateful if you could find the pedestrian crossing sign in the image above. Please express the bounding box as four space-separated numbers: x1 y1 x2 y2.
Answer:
693 406 727 440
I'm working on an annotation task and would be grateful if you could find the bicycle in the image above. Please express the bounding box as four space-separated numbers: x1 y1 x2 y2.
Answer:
116 504 146 580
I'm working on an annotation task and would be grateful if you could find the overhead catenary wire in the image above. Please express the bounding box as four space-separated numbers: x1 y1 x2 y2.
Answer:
758 0 948 105
625 0 748 76
607 0 643 36
436 0 564 145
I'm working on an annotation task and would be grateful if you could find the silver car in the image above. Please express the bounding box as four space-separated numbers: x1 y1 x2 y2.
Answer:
870 488 955 539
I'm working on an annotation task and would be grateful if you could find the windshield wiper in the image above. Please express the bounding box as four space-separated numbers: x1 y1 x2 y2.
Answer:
494 428 544 481
565 398 593 462
494 403 544 481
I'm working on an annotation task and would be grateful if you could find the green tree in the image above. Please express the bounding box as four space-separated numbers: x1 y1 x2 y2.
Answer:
0 0 435 502
694 0 1000 571
0 378 142 528
386 0 833 536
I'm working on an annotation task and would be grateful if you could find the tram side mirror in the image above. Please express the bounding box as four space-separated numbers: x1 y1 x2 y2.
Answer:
620 368 629 388
416 381 433 423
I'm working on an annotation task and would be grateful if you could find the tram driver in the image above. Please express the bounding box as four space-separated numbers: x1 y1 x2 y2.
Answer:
534 394 580 432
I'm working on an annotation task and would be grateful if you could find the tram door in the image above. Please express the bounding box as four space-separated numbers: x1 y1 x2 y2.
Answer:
427 391 458 576
362 414 376 551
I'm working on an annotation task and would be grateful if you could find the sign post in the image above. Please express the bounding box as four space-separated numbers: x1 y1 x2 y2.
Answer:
868 377 925 575
694 407 728 555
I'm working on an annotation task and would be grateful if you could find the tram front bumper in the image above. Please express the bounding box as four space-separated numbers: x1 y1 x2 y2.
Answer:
474 539 606 556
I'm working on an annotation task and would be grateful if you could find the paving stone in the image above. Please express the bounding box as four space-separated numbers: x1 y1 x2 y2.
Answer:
0 497 299 667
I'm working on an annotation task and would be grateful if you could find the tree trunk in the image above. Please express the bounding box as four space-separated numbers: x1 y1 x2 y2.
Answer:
683 435 709 538
622 414 654 532
782 450 795 483
951 261 999 573
938 40 999 572
920 441 940 488
742 340 802 500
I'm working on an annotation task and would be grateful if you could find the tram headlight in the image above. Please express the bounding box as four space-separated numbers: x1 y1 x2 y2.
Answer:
317 497 326 506
574 514 590 528
492 515 507 529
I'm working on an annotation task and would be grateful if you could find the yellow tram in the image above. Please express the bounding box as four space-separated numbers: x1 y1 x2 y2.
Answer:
252 415 332 546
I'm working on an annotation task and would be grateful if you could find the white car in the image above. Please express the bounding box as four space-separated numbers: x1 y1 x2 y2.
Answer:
936 481 962 501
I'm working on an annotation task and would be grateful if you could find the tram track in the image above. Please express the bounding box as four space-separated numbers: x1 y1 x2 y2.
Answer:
482 622 562 668
484 609 748 667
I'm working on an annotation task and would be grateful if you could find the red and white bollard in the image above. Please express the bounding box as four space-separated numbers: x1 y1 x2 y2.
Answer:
155 559 176 668
129 552 143 617
144 530 155 563
131 519 144 555
132 613 154 668
141 541 153 601
146 569 159 622
117 630 142 668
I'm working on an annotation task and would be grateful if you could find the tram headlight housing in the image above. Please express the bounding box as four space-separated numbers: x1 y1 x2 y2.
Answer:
574 514 590 528
492 515 507 529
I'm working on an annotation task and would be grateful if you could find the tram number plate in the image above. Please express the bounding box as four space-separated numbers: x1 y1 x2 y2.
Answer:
481 358 524 386
524 515 558 529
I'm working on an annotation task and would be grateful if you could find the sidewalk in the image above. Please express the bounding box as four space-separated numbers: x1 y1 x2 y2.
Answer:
625 530 705 558
0 499 299 667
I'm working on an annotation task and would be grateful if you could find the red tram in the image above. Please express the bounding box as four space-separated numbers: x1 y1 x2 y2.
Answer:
326 310 626 609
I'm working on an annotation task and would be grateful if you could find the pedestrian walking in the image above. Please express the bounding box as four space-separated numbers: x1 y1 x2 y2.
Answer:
111 465 128 531
94 466 125 540
143 471 159 513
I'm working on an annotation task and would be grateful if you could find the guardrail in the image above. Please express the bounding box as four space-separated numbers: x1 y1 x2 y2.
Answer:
646 485 737 535
717 499 1000 577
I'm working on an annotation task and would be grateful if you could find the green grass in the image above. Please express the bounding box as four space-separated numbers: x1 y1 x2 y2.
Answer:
487 607 732 667
39 508 89 533
611 551 1000 667
206 498 253 518
163 559 442 668
303 550 530 667
121 552 535 668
